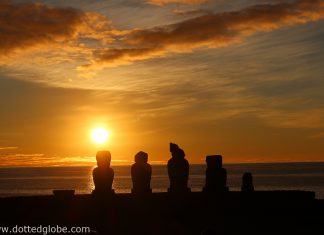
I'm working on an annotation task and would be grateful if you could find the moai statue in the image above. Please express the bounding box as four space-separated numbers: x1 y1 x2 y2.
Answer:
241 172 254 192
131 151 152 195
203 155 228 193
92 151 115 195
167 143 190 193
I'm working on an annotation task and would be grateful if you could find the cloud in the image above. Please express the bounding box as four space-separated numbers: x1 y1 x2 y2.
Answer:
259 107 324 129
147 0 209 5
13 153 45 157
2 0 324 79
172 8 212 16
0 153 94 167
0 153 45 167
0 146 18 150
309 132 324 139
0 1 118 56
82 0 324 69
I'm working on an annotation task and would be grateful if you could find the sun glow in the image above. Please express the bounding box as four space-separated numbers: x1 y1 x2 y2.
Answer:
91 127 110 144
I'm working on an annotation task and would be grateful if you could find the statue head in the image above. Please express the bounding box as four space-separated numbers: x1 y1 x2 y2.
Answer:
206 155 222 169
170 143 178 153
135 151 148 164
96 151 111 168
170 143 185 159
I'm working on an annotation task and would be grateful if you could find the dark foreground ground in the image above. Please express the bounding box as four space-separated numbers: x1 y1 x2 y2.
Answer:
0 191 323 235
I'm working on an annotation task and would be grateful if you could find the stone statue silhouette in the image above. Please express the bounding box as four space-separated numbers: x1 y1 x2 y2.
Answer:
241 172 254 192
203 155 228 193
92 151 114 195
167 143 190 193
131 151 152 195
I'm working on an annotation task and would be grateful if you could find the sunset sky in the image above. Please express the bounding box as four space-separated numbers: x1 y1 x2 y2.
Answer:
1 0 324 167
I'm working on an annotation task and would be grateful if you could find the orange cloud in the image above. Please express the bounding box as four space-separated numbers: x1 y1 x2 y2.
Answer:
0 153 94 167
0 146 18 150
172 8 212 16
83 0 324 69
147 0 209 5
0 2 117 56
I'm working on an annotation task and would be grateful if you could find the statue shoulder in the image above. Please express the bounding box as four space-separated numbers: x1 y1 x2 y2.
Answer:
92 167 99 174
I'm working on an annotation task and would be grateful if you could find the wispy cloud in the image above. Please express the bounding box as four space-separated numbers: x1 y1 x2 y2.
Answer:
172 8 212 16
82 0 324 69
309 132 324 139
13 153 45 157
0 153 132 167
0 146 18 150
0 153 45 167
0 153 94 167
147 0 209 5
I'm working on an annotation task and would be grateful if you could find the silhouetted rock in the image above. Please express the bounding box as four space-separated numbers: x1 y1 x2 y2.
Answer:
131 151 152 195
92 151 114 196
203 155 228 193
241 172 254 192
167 143 190 193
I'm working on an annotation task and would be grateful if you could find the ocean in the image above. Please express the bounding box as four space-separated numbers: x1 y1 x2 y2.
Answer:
0 162 323 199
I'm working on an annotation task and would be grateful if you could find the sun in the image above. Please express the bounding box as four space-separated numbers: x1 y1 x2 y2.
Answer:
91 127 110 144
